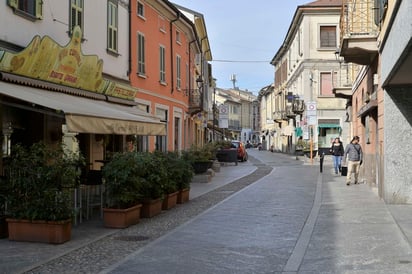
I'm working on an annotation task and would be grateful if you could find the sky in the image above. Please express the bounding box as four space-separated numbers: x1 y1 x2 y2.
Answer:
171 0 311 94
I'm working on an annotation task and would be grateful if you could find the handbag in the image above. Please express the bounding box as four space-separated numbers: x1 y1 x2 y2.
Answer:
341 166 348 176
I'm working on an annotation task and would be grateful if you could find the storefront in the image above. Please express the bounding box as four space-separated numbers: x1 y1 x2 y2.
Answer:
0 27 166 172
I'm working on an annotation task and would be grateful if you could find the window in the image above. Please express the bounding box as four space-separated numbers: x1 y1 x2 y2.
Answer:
319 26 336 48
137 1 144 17
158 16 166 32
155 108 168 152
320 72 337 96
159 46 166 83
8 0 43 20
176 55 181 90
374 0 388 25
176 31 181 44
137 33 145 75
107 1 118 52
70 0 83 34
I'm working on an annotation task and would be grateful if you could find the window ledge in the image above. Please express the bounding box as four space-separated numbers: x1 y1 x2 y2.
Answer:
106 49 120 57
138 73 146 79
13 9 39 21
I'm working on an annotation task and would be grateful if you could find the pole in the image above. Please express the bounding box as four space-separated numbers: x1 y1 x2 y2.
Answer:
213 88 216 141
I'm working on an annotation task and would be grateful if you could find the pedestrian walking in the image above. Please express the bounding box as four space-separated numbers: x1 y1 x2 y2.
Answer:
330 137 344 174
343 136 363 185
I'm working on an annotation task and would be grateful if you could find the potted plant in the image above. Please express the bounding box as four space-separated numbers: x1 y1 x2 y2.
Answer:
101 152 143 228
4 142 83 244
165 151 194 204
0 177 8 238
183 145 213 174
138 152 167 218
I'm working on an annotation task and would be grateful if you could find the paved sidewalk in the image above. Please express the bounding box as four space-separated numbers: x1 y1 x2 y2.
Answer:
2 150 412 273
104 150 412 273
0 160 257 274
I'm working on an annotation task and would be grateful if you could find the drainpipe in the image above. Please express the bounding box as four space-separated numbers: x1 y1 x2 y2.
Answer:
170 14 180 94
127 2 131 77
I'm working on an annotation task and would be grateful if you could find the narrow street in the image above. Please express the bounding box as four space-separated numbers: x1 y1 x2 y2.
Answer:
2 149 412 273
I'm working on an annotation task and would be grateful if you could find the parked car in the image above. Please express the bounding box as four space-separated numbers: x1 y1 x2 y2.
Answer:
231 141 248 162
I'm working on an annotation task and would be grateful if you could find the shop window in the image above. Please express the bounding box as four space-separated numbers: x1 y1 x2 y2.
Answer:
107 1 118 53
8 0 43 20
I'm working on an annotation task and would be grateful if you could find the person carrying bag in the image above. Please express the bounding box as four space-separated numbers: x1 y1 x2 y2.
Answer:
342 136 363 185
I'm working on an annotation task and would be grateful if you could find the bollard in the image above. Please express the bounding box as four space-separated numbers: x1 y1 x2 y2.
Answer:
320 152 325 173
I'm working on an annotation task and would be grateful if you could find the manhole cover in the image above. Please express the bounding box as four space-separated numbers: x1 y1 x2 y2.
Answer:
114 235 150 242
399 260 411 264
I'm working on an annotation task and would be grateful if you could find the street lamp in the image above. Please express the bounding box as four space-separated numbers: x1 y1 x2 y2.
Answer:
196 75 203 90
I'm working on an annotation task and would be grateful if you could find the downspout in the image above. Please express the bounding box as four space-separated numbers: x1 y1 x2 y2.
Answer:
188 39 197 91
127 2 131 76
170 13 180 94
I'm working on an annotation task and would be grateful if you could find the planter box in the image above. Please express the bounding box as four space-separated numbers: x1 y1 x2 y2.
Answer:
177 188 190 204
216 149 238 165
141 198 163 218
0 216 8 238
7 218 71 244
103 204 142 229
162 191 178 210
192 161 213 174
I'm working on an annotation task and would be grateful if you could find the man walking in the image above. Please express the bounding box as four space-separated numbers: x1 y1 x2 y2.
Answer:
343 136 363 185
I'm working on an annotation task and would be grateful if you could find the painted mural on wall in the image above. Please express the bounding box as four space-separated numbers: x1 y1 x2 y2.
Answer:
0 26 136 100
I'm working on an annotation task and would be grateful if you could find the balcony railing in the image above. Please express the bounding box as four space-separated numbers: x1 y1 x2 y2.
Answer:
339 0 379 64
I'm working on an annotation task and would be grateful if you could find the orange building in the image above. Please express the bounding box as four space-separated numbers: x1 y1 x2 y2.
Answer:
130 0 205 152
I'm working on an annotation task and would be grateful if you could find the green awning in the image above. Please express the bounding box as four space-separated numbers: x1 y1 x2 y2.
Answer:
318 124 341 128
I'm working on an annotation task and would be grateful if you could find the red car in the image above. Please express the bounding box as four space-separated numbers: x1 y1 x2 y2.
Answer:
231 141 248 162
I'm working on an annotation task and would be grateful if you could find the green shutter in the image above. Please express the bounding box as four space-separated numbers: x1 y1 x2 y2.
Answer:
36 0 43 19
8 0 18 9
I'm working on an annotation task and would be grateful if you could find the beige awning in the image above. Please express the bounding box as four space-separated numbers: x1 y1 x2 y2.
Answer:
0 81 166 135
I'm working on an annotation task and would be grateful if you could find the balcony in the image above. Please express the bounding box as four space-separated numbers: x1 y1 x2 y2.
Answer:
273 110 287 122
339 0 379 65
333 63 360 98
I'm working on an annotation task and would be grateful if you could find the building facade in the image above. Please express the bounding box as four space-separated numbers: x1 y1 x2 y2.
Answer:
0 1 210 174
339 0 412 203
270 0 350 156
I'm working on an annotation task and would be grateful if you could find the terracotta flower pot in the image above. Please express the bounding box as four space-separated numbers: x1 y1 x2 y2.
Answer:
103 204 142 229
177 188 190 204
162 191 178 210
140 198 163 218
7 218 71 244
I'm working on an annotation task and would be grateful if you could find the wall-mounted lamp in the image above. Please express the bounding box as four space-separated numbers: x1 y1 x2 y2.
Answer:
334 48 343 63
196 75 203 89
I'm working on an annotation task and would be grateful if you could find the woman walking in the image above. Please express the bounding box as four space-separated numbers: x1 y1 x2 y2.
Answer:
330 137 344 174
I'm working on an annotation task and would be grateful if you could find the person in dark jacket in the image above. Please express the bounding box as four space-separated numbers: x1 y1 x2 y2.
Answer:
343 136 363 185
330 137 344 174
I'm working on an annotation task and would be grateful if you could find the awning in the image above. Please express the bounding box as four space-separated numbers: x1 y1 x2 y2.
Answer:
0 81 166 135
318 124 341 129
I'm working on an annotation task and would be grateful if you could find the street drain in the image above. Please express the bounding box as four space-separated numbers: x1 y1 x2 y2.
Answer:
399 260 411 264
114 235 150 242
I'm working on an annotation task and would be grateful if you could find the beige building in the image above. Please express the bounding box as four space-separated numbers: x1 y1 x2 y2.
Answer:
270 0 351 155
214 88 257 142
